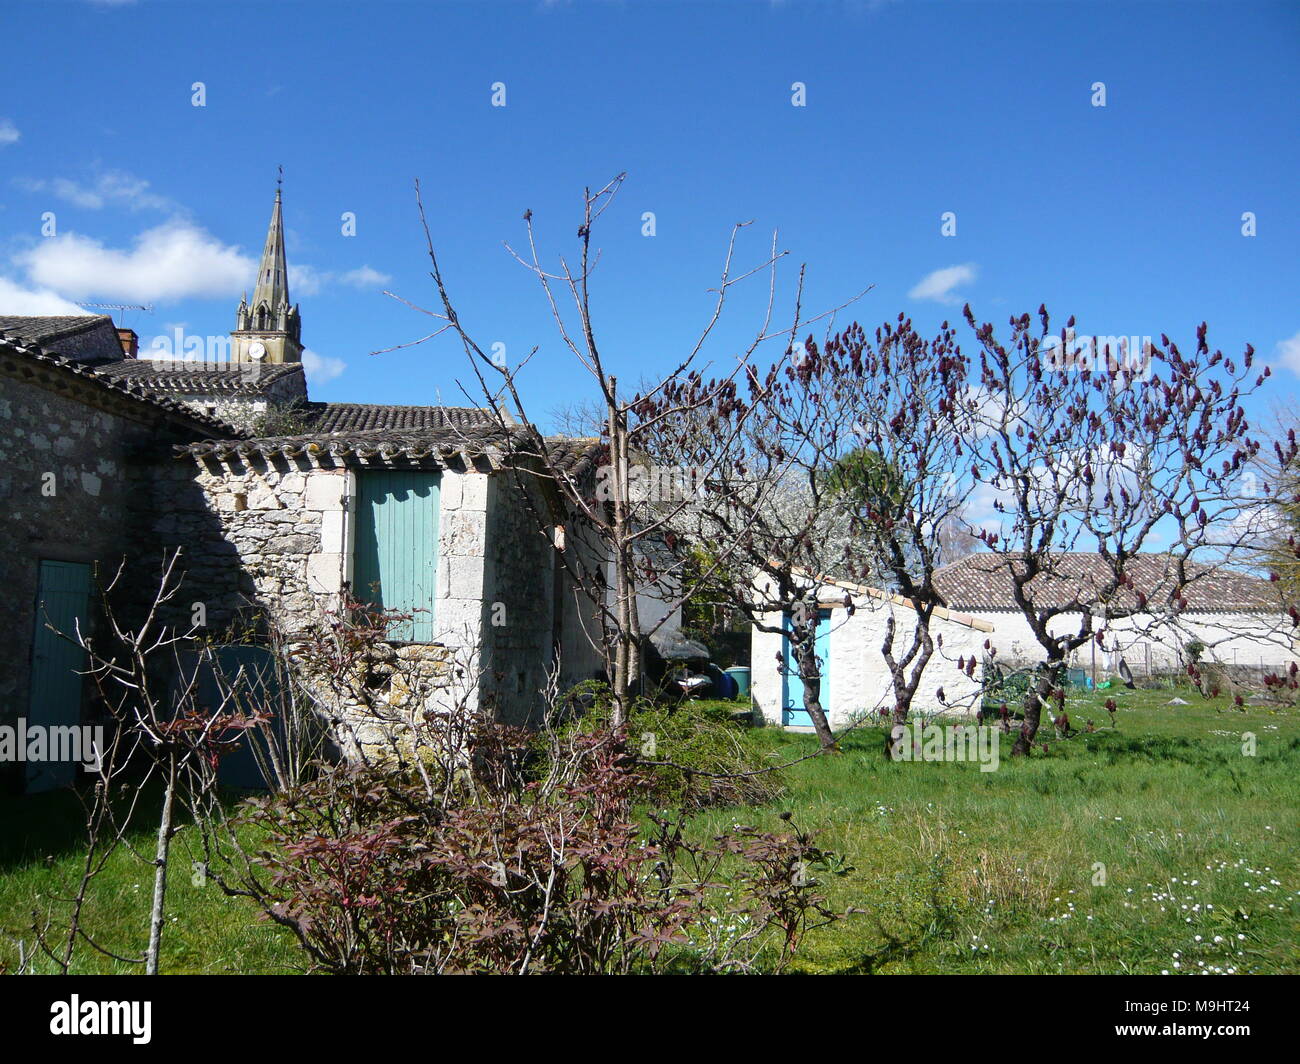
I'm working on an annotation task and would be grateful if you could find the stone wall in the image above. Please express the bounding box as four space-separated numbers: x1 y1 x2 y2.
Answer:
556 519 610 691
431 471 489 654
0 372 195 790
0 376 145 725
148 456 562 747
480 473 558 724
170 369 308 434
148 456 338 636
175 394 269 433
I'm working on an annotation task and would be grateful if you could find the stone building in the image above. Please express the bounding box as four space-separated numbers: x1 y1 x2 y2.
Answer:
932 552 1298 681
0 321 235 791
1 187 659 791
151 426 608 753
748 569 991 729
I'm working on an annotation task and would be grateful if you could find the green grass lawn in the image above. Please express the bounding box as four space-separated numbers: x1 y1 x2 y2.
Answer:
1 685 1296 974
684 687 1300 973
0 788 300 974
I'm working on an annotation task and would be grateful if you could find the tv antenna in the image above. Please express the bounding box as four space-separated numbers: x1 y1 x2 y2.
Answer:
76 302 154 314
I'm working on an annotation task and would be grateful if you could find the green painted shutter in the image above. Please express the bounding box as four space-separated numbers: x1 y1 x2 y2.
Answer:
27 560 93 791
353 471 440 642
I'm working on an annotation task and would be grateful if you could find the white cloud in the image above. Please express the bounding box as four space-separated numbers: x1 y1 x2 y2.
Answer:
16 170 173 211
0 119 19 148
301 348 346 383
8 199 386 315
16 220 254 303
339 265 391 288
288 264 325 297
291 264 391 295
0 276 86 315
1275 330 1300 376
909 263 978 305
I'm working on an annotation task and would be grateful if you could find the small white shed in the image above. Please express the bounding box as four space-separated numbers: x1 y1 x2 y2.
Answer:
749 571 993 730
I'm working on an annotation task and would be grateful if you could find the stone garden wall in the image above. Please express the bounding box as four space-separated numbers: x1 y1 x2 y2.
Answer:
0 374 157 756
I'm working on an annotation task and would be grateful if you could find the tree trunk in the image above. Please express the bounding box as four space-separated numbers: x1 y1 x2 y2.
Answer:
627 587 642 699
795 637 836 750
886 702 910 760
146 753 177 975
1011 662 1061 757
882 618 933 760
608 385 631 727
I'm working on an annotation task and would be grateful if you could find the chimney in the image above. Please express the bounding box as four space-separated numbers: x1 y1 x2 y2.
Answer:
117 327 138 359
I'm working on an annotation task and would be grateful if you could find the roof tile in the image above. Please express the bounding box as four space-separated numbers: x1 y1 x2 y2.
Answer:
95 359 304 395
933 552 1279 613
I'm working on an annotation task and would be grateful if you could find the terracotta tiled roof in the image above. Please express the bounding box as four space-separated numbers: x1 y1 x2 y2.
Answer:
305 402 498 432
95 358 305 395
179 423 605 478
933 552 1279 613
0 331 240 437
178 424 545 468
786 566 996 631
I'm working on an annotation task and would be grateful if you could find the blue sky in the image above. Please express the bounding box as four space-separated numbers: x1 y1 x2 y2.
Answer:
1 0 1297 433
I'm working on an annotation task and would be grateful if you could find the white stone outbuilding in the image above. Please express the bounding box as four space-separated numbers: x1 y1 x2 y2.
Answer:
932 552 1298 683
750 571 993 730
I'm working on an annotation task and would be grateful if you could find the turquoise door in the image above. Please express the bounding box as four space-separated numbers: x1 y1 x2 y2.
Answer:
353 471 440 642
782 609 831 727
27 560 93 792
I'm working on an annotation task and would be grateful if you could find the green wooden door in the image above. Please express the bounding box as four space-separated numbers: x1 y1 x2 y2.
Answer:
353 471 440 642
27 560 93 792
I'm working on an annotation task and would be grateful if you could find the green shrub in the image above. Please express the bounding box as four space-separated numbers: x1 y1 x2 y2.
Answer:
981 663 1032 711
548 685 783 810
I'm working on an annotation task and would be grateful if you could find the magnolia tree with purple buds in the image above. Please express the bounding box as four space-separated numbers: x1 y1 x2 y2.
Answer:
952 306 1275 755
638 315 980 752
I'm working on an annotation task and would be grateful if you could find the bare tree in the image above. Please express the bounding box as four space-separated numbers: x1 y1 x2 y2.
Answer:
639 332 889 751
1233 412 1300 609
28 550 263 974
380 173 842 726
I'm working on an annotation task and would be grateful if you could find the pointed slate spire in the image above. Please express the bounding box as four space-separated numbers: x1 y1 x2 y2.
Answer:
252 176 290 321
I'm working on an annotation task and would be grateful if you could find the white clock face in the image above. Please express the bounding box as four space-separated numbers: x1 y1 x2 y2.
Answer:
248 341 266 360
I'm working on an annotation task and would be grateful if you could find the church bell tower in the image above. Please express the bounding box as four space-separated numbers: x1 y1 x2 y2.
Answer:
231 175 302 364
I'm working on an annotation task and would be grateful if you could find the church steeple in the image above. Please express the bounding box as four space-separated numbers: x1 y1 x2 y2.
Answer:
253 183 291 318
232 172 302 365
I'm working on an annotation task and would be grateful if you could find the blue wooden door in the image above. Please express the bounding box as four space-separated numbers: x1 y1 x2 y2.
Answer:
782 609 831 727
353 471 440 642
27 560 92 792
